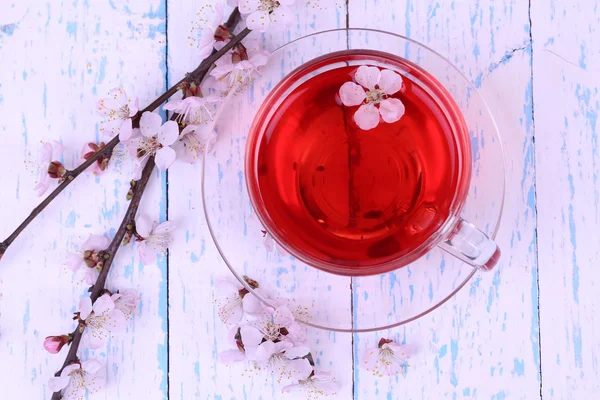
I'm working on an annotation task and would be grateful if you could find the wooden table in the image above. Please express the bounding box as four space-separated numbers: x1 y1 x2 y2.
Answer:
0 0 598 398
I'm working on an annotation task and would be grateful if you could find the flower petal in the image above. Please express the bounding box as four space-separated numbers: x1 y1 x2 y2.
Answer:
273 306 294 326
215 279 243 298
354 66 381 89
66 253 83 272
245 10 270 32
312 372 341 394
285 322 307 345
248 50 270 67
39 143 53 164
138 241 158 265
162 98 184 113
131 158 147 181
219 349 246 365
281 383 302 393
35 179 49 197
119 118 133 141
107 309 127 332
139 111 162 138
85 268 99 285
283 345 310 359
97 97 119 117
107 87 129 106
82 331 105 349
210 58 235 80
239 0 260 14
240 325 264 347
242 290 266 316
48 375 71 392
92 293 115 316
61 379 86 399
379 98 406 124
83 234 110 251
127 96 139 116
354 104 380 130
360 347 381 371
82 360 106 394
159 120 179 146
136 213 154 238
287 358 313 381
82 359 103 375
339 82 366 106
378 69 403 95
252 340 277 362
269 6 294 31
51 141 64 160
79 297 93 320
153 220 175 237
155 146 177 170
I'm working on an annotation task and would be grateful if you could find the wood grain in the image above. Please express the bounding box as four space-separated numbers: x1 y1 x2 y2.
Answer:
0 1 169 397
348 1 542 398
532 0 600 397
0 0 598 398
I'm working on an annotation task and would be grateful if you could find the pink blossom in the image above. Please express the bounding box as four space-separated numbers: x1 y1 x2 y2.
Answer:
132 111 180 171
97 87 139 140
34 141 64 197
195 3 233 59
43 335 71 354
210 40 270 90
214 279 268 324
67 234 110 285
339 66 405 130
79 294 126 349
135 213 175 265
282 371 341 396
163 93 222 126
172 124 217 163
81 142 111 175
360 338 410 377
48 359 105 399
111 288 139 319
239 0 296 32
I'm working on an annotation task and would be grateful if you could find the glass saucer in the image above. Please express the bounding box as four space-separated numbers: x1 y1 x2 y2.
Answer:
201 29 505 332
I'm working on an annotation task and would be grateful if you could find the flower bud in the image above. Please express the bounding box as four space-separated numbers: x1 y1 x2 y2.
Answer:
232 44 248 64
214 25 231 42
43 335 72 354
47 161 66 179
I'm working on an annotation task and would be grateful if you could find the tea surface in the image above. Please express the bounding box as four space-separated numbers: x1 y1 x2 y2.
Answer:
252 54 466 269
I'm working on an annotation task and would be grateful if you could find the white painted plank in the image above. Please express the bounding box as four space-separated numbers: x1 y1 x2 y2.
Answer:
349 1 541 398
166 1 354 399
532 0 600 397
0 1 168 397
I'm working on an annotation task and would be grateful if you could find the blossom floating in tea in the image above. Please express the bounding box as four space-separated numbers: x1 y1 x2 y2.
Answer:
339 66 406 130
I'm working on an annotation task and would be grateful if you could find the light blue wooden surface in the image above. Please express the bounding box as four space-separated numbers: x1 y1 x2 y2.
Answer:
0 0 598 398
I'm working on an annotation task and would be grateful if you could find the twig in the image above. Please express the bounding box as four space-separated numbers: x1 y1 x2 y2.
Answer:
48 9 246 398
50 157 155 400
0 11 249 261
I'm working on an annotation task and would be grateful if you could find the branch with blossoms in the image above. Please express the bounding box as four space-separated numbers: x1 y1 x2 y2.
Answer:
0 7 248 262
0 0 409 397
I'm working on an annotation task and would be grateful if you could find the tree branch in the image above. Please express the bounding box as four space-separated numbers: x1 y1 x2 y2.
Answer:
0 10 249 261
50 157 155 400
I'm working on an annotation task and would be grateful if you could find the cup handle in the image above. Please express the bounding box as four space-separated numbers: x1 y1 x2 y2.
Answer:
438 218 501 271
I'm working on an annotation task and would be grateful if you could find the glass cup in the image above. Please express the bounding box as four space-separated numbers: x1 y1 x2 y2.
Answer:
245 49 501 276
202 29 505 332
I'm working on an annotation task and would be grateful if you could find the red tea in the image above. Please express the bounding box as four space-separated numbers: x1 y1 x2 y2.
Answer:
246 51 471 275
